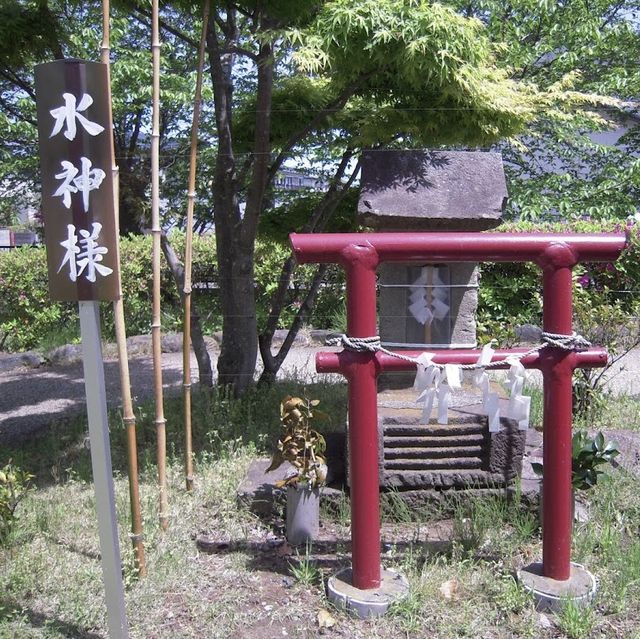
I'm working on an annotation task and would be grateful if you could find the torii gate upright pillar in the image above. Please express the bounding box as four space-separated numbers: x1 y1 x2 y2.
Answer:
539 245 576 581
341 243 382 590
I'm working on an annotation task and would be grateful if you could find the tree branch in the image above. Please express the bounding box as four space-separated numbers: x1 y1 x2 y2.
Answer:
0 95 36 126
160 233 213 386
258 152 361 383
128 108 144 156
0 68 36 100
220 45 258 61
207 7 238 226
258 264 328 385
240 38 273 244
266 77 369 184
132 5 200 49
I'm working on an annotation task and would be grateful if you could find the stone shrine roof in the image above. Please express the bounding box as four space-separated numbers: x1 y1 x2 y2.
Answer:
357 150 507 231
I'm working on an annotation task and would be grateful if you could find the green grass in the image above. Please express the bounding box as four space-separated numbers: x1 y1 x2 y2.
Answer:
289 543 322 587
0 381 348 486
1 382 639 638
575 392 640 431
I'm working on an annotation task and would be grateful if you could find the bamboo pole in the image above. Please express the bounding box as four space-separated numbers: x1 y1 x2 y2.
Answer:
182 1 210 492
101 0 147 575
151 0 169 530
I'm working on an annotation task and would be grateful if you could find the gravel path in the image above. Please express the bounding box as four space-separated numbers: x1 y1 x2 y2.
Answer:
0 343 335 447
1 342 638 447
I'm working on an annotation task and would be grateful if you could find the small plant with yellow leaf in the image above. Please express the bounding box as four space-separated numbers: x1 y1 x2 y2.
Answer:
0 461 34 544
267 395 328 489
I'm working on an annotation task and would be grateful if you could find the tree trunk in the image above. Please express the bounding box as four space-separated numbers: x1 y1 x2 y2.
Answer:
207 9 273 395
215 231 258 394
258 154 360 384
160 234 213 386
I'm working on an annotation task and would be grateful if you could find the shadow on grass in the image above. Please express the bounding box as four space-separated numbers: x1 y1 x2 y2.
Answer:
195 534 459 577
0 596 103 639
49 536 102 562
198 536 350 576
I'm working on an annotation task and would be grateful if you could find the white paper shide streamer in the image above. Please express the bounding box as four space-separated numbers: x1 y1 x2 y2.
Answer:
412 341 532 431
413 353 438 423
414 353 462 426
408 267 449 326
505 358 531 430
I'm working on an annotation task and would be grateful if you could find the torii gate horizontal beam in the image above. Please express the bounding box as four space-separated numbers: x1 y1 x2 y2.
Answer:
316 348 609 374
291 232 625 266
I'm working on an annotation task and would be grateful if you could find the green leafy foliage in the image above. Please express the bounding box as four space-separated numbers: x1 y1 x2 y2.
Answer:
0 1 207 234
572 284 640 424
0 232 344 352
0 235 176 351
258 189 358 242
477 261 541 344
0 246 76 352
235 75 332 154
0 461 34 544
571 431 620 491
480 219 640 424
478 219 640 345
0 1 63 65
446 0 640 222
289 0 537 148
531 430 620 491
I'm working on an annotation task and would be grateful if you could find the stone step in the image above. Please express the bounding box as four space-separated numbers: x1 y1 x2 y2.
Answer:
382 412 484 427
383 422 485 437
384 457 484 471
383 469 508 490
384 445 484 460
383 433 485 448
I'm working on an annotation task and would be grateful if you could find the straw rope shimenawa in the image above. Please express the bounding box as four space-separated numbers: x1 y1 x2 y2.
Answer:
182 0 210 493
100 0 146 575
151 0 169 531
326 332 592 368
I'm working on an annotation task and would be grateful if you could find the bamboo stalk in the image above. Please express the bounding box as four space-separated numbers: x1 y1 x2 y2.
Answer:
182 1 210 492
151 0 169 531
101 0 147 575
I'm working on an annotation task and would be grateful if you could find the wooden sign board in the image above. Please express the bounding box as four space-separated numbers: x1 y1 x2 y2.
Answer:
35 59 119 301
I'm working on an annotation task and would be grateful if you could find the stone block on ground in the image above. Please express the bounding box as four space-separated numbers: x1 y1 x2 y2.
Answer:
0 351 45 372
47 343 83 365
161 332 184 353
237 458 344 517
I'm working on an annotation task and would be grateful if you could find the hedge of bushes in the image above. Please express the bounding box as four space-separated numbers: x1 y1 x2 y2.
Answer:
1 220 637 353
0 233 344 352
477 219 640 343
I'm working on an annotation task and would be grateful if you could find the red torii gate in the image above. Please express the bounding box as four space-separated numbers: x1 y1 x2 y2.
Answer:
291 232 626 599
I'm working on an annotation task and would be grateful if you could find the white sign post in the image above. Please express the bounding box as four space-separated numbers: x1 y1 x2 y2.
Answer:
35 59 129 638
79 301 129 638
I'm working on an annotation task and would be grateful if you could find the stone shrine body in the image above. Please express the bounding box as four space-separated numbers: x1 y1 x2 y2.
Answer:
356 149 525 497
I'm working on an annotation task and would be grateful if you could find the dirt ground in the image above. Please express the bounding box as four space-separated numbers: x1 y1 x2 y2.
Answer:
0 342 335 446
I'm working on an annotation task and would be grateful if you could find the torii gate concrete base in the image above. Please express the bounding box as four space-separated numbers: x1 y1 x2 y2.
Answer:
519 562 597 611
327 567 410 618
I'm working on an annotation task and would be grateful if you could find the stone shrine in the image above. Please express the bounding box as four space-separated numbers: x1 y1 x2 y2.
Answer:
355 149 526 497
358 149 507 351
